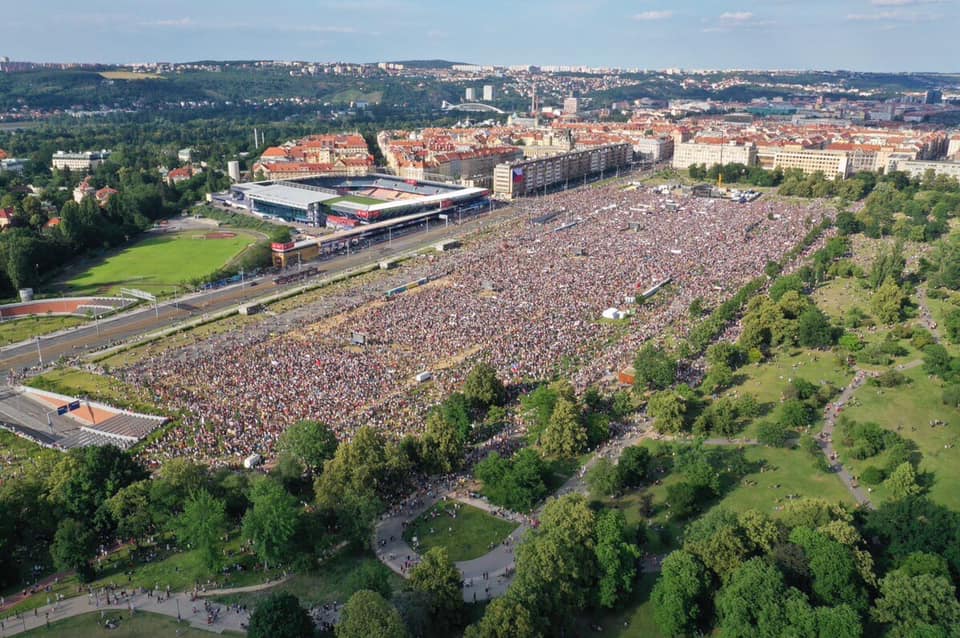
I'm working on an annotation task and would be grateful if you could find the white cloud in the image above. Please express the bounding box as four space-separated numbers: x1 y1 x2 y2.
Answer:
847 9 939 20
633 10 673 21
871 0 944 5
719 11 754 22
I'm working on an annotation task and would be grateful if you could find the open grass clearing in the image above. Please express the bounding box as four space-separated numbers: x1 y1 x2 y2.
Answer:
62 231 256 297
403 501 518 563
837 364 960 510
0 315 86 346
18 610 240 638
812 277 874 322
573 573 662 638
27 368 151 410
212 551 402 609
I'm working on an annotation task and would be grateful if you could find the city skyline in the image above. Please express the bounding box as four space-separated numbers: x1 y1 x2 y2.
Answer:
3 0 958 72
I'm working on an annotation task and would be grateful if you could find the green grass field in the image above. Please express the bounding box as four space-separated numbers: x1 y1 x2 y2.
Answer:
0 315 86 346
837 365 960 510
812 278 874 322
27 368 151 410
403 501 518 562
326 194 386 206
17 610 240 638
63 231 254 296
213 552 402 609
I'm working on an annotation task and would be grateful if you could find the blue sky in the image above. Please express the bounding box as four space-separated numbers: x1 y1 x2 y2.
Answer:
3 0 957 71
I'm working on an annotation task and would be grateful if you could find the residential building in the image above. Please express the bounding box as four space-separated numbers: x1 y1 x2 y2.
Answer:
0 158 26 174
888 159 960 181
178 148 194 163
0 208 13 229
563 97 579 115
493 143 630 199
465 87 476 101
483 85 495 101
227 160 241 182
633 137 674 162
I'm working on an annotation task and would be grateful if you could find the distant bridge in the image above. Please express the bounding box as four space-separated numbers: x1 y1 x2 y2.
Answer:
441 101 506 114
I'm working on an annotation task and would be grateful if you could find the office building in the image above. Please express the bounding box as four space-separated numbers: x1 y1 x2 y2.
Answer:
51 150 111 173
888 159 960 181
773 149 851 179
671 142 756 170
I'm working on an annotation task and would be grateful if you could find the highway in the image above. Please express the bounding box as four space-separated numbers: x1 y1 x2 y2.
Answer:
0 204 522 373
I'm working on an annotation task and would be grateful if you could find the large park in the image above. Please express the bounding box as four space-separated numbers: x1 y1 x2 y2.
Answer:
4 168 960 638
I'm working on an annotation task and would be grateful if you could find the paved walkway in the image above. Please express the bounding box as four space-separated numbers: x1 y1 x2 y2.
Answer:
374 423 656 602
0 589 250 637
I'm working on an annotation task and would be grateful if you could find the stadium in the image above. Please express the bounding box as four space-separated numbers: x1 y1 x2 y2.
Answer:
222 173 489 227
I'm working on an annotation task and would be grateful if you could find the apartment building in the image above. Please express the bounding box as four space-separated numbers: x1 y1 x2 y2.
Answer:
773 149 852 179
51 150 111 172
493 143 630 199
671 142 757 170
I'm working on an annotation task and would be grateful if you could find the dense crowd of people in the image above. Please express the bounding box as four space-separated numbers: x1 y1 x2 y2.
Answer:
118 183 832 464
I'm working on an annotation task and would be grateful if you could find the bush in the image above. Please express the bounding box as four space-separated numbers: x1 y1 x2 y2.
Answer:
943 384 960 408
861 466 885 485
838 333 864 352
870 370 910 388
756 421 791 447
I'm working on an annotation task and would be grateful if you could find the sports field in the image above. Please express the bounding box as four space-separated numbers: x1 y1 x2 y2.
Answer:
64 231 254 296
326 194 386 206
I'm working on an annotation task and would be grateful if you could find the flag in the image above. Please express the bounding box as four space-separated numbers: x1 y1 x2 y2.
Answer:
512 167 524 184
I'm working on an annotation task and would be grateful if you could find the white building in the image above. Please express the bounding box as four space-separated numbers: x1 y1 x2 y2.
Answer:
51 150 111 173
633 137 674 163
563 97 579 115
227 160 241 182
482 85 495 101
465 87 476 101
889 159 960 181
671 142 756 170
0 158 26 174
178 148 194 163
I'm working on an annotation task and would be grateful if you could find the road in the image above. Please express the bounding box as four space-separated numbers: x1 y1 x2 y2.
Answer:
0 205 523 373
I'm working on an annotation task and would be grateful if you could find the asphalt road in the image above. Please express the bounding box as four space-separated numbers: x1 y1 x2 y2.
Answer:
0 205 521 373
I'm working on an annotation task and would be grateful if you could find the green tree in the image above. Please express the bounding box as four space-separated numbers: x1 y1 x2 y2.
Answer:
462 362 506 410
347 560 394 600
595 509 641 608
520 385 559 441
464 593 541 638
337 590 409 638
652 550 710 638
105 480 154 547
542 397 587 458
276 419 338 478
248 592 315 638
797 307 834 348
715 557 800 638
50 518 96 581
409 547 464 632
884 462 923 499
587 458 621 499
242 477 300 569
617 445 650 488
175 489 228 572
872 278 907 324
872 571 960 637
648 389 688 434
633 344 677 391
421 410 465 474
944 308 960 344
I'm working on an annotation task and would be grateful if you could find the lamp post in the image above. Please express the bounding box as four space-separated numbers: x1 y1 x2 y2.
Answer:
35 336 43 368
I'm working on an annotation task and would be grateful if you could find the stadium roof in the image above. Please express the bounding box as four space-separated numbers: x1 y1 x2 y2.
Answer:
244 184 339 210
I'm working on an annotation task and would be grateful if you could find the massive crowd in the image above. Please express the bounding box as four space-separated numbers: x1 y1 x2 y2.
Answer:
118 183 832 464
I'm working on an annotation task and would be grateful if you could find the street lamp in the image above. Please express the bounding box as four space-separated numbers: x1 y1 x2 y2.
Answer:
35 336 43 368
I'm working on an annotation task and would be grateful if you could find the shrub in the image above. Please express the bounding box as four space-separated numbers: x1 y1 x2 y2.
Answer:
861 466 885 485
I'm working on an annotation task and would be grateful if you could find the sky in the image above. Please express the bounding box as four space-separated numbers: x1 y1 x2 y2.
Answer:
2 0 957 72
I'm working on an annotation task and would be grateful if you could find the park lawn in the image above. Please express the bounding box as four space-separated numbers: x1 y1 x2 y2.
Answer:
573 573 663 638
837 365 960 510
27 368 152 411
0 428 54 471
64 231 254 296
812 278 874 322
923 293 960 356
17 610 241 638
212 551 402 609
703 446 855 516
0 315 86 346
403 501 518 563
